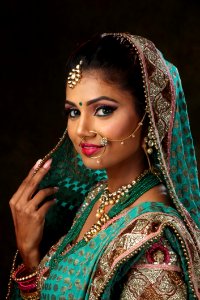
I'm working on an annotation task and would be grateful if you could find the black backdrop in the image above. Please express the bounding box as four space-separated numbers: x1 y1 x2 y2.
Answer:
1 0 200 297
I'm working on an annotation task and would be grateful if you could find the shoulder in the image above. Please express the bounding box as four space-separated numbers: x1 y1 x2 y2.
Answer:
131 183 171 208
119 236 188 299
89 211 200 298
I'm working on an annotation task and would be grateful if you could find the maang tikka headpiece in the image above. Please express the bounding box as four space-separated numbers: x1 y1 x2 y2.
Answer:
67 60 83 88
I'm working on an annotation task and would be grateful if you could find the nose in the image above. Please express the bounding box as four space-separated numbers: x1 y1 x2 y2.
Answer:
76 113 94 139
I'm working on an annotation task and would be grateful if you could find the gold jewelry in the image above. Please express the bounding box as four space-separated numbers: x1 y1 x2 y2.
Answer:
79 130 107 164
20 290 40 300
12 264 38 282
106 112 146 145
67 60 83 88
81 113 146 164
144 125 155 154
83 169 149 242
143 125 156 171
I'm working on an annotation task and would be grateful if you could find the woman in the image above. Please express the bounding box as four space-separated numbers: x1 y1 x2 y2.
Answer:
8 33 200 299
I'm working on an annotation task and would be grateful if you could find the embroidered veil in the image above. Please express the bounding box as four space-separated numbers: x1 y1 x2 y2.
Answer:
9 33 200 299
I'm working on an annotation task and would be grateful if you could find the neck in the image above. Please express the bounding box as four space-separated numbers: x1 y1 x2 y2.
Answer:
106 153 147 193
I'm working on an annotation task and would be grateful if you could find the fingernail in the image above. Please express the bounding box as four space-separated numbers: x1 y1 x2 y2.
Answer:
33 159 42 170
54 187 59 191
43 159 52 169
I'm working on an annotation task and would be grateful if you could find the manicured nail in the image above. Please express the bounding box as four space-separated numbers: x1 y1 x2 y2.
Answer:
33 159 42 170
43 159 52 169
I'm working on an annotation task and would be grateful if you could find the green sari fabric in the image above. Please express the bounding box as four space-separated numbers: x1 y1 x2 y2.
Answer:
9 33 200 299
40 202 187 299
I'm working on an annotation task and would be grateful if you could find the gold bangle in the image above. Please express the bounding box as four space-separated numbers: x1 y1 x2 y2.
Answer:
12 264 38 282
15 271 38 282
20 290 40 300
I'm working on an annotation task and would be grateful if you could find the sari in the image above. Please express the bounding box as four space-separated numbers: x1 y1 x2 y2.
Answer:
9 33 200 299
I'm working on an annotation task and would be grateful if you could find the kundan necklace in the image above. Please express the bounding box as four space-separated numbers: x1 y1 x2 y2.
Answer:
84 169 151 242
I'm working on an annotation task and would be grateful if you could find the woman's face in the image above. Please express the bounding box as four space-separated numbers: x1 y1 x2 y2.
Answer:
66 71 144 171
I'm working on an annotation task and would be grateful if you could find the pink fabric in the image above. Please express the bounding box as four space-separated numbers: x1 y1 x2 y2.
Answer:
132 263 181 272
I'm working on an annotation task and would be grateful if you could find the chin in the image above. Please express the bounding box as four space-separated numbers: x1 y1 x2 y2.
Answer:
81 156 106 170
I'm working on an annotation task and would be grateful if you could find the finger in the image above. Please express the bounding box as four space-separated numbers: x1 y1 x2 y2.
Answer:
37 199 56 219
9 203 17 228
27 187 59 210
17 159 53 205
9 159 43 206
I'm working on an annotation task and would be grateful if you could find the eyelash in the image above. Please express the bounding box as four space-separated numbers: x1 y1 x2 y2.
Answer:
65 105 117 119
94 105 117 116
65 108 80 118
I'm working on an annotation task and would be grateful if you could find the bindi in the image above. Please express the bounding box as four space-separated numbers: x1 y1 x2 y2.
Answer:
79 102 83 106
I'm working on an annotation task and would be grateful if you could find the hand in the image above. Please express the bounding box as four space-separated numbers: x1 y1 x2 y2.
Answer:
9 158 57 268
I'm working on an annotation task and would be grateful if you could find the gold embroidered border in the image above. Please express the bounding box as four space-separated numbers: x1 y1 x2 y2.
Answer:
89 212 200 299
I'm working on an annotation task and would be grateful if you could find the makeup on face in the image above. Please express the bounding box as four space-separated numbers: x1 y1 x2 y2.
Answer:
80 142 103 156
64 96 119 119
65 74 143 171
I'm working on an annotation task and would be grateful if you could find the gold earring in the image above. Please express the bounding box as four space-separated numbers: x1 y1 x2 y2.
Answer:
143 125 155 171
144 126 155 154
143 143 152 171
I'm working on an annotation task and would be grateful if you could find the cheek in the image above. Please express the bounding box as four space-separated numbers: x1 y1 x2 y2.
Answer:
67 125 78 148
100 113 137 140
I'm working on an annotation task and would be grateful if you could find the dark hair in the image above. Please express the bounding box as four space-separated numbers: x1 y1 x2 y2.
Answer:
66 34 145 117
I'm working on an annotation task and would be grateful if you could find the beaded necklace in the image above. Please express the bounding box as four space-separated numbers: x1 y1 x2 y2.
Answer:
84 169 151 242
48 170 161 270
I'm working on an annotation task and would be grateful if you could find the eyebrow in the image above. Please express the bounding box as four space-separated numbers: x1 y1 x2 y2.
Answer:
65 96 119 106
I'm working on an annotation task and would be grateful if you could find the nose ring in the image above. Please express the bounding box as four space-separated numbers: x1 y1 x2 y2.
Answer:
89 131 108 146
79 130 108 163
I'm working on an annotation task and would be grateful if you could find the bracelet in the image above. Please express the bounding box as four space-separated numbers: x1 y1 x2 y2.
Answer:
20 290 40 300
18 280 37 292
12 264 38 282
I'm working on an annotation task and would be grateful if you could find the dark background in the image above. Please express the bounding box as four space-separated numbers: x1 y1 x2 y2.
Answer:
1 0 200 297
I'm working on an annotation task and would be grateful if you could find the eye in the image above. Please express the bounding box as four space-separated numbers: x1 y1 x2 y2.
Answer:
94 105 117 117
65 108 80 118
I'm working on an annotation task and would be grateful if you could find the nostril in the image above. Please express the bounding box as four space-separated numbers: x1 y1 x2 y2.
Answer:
89 130 98 137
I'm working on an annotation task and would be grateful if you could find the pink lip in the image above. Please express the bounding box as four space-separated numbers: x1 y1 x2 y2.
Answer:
80 143 103 156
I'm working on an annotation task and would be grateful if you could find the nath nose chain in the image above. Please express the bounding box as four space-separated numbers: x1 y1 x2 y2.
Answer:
81 112 146 164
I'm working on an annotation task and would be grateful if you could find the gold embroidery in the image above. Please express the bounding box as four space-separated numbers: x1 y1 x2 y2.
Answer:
120 268 187 299
153 250 165 264
89 212 200 299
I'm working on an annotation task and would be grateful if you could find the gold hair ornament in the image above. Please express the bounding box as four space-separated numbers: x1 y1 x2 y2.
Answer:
67 60 83 88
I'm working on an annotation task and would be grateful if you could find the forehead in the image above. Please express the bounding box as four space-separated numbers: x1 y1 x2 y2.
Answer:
66 71 135 105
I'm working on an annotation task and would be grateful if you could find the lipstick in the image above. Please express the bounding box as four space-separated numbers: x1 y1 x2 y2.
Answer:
80 143 103 156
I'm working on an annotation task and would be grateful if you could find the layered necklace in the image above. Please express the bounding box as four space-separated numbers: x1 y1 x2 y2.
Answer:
83 169 150 242
48 169 161 270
